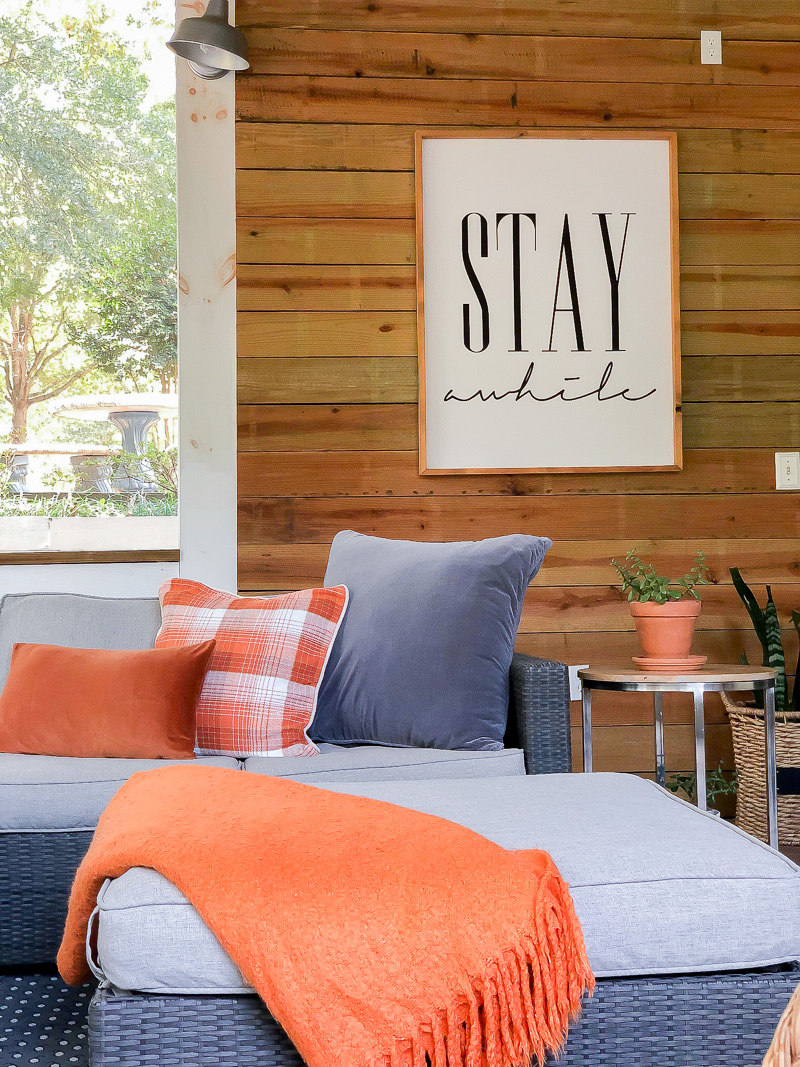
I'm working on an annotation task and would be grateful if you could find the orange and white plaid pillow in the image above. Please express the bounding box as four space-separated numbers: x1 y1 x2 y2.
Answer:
155 579 349 758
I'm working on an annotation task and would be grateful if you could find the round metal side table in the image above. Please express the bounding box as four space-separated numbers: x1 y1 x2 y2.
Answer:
577 665 779 849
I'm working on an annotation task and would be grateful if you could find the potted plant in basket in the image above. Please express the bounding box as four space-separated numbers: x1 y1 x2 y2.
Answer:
730 569 799 713
610 549 710 671
725 570 800 843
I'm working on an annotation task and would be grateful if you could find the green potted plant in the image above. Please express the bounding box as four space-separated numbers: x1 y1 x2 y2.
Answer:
610 549 710 670
665 762 739 816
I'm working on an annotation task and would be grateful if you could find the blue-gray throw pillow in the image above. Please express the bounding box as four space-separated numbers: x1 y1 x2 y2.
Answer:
312 531 551 751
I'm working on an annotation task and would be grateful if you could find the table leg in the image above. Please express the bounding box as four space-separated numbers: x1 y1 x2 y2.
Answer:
765 685 778 850
694 691 707 812
582 687 593 774
653 692 665 787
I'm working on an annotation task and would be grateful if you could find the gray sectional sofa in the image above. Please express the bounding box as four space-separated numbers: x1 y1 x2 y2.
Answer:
2 590 800 1066
0 591 567 968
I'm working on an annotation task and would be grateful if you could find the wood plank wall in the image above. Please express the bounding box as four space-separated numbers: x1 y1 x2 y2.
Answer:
234 0 800 778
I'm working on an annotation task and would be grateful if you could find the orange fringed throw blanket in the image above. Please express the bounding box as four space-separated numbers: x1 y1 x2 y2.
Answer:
58 766 593 1067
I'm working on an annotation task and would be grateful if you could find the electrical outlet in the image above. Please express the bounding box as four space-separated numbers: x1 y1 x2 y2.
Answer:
568 664 590 702
701 30 722 64
775 452 800 490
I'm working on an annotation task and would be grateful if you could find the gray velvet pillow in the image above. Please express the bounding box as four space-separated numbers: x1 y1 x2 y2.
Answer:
312 531 551 751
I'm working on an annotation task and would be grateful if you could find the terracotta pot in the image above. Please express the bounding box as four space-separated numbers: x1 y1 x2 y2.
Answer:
629 598 702 659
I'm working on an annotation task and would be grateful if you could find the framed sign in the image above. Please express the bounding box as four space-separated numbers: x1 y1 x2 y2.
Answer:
415 131 682 475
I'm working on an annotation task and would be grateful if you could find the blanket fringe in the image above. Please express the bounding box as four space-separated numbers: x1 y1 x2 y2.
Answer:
372 869 593 1067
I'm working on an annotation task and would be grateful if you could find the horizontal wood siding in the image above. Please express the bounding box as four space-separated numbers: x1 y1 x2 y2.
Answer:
236 5 800 775
235 2 800 40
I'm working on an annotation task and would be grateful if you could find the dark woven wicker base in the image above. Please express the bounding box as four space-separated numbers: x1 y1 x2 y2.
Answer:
553 967 799 1066
0 974 91 1067
89 988 303 1067
0 832 94 967
90 965 799 1067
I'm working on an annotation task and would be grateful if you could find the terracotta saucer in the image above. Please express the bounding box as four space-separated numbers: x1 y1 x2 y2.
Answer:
632 653 708 673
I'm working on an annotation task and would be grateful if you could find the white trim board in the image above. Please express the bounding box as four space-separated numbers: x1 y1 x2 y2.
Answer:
175 0 238 591
0 563 179 598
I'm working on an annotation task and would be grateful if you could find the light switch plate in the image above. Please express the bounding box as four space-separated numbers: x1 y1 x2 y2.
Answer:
775 452 800 490
701 30 723 64
568 664 590 702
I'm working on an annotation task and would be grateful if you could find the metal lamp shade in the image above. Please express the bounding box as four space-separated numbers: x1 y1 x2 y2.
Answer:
167 0 249 80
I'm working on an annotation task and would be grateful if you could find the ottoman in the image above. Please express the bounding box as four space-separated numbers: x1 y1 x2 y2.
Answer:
88 773 800 1066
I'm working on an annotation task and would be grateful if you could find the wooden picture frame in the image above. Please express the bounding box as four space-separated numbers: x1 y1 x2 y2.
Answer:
415 130 682 476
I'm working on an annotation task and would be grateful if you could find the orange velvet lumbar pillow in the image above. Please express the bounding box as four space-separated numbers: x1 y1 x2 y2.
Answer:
0 641 216 759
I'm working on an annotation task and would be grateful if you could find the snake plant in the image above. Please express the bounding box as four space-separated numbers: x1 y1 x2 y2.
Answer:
730 568 798 712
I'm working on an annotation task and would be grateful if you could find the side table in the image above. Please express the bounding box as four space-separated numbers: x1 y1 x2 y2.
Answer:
578 665 779 849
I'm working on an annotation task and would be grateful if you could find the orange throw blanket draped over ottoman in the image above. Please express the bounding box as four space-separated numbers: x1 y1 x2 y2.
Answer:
58 766 593 1067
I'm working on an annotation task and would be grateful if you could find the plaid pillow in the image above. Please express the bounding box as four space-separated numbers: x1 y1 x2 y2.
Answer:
155 579 349 758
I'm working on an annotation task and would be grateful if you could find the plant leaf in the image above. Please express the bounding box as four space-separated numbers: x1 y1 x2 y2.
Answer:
765 587 788 711
730 567 768 651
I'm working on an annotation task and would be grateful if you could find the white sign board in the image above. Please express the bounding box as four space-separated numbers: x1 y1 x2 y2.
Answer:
416 132 682 474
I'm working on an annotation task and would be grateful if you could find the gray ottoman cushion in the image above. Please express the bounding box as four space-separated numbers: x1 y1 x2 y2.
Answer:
0 754 240 832
96 869 250 994
244 745 525 782
0 593 161 689
93 772 800 991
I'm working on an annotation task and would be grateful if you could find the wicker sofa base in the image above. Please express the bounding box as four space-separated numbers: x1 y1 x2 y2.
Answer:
89 965 800 1067
0 830 93 967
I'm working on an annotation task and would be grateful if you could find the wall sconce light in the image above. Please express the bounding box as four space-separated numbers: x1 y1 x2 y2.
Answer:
167 0 249 81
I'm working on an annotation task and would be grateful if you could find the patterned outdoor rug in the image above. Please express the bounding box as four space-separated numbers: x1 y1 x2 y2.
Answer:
0 976 89 1067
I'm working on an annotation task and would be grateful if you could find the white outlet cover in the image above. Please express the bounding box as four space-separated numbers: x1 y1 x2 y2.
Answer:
701 30 723 64
568 664 590 702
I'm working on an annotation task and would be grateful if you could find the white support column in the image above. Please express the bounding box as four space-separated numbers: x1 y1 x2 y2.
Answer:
175 0 238 591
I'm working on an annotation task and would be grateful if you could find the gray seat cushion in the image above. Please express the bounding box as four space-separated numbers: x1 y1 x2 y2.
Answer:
0 593 161 689
0 754 240 831
93 772 800 992
244 744 525 782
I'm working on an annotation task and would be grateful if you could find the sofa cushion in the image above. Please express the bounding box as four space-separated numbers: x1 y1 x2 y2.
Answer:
0 753 239 832
93 772 800 993
0 641 215 760
244 744 525 782
312 531 550 751
155 579 349 758
0 593 161 690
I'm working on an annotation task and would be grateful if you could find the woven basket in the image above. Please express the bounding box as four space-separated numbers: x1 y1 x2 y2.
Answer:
722 693 800 845
763 979 800 1067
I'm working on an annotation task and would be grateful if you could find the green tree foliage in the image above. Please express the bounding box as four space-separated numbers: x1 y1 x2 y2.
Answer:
0 3 175 441
72 96 177 395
